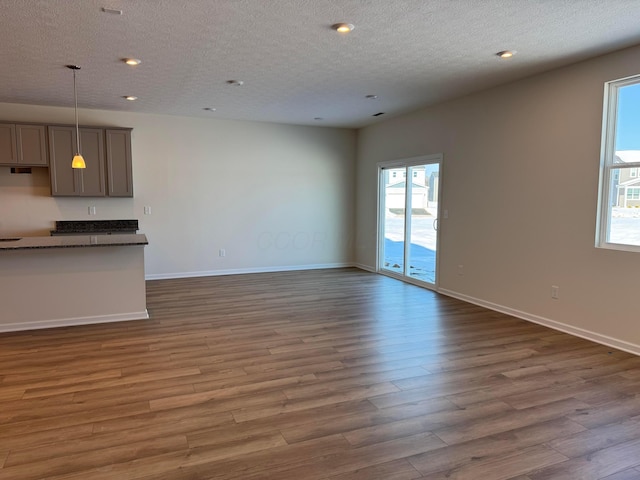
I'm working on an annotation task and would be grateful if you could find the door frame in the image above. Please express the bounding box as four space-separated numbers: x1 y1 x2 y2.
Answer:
376 153 443 291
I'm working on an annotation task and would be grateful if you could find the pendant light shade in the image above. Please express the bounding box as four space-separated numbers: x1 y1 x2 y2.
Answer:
72 154 86 169
67 65 86 169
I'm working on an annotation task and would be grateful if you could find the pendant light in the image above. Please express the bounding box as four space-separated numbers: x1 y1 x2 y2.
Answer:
67 65 86 169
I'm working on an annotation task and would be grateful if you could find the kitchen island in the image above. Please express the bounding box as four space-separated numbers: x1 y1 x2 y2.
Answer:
0 234 148 332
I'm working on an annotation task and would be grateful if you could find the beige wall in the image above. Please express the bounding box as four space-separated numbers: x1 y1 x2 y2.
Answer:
356 44 640 352
0 104 357 277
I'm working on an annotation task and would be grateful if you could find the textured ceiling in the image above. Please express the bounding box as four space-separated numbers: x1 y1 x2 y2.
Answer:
1 0 640 128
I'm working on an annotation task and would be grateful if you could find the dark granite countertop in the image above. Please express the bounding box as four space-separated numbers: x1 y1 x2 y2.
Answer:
51 219 139 235
0 234 148 251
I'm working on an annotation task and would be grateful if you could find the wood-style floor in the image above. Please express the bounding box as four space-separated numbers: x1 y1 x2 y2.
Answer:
2 268 640 479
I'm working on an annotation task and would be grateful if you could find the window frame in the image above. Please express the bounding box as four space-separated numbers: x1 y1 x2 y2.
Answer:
596 74 640 252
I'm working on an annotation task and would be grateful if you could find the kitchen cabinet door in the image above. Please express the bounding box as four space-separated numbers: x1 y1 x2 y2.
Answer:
77 128 106 196
48 126 77 195
105 129 133 197
49 126 106 196
15 125 48 166
0 124 18 165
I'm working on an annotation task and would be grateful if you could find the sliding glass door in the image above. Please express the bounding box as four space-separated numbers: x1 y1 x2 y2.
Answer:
379 155 441 288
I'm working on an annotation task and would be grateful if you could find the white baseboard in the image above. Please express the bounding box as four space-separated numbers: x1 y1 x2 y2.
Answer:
146 262 354 281
439 288 640 356
0 311 149 333
353 263 376 273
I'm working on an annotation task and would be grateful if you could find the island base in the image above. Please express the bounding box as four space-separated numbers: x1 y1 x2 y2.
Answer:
0 245 148 332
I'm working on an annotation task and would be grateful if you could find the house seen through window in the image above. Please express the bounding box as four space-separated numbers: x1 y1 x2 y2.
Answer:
597 75 640 250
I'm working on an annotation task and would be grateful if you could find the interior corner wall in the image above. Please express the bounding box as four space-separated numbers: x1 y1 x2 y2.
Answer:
0 104 357 277
355 43 640 351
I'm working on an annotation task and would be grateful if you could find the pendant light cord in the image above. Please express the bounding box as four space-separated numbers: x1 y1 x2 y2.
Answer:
73 69 81 154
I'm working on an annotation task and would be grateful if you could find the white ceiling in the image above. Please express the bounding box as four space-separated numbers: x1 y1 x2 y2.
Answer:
2 0 640 128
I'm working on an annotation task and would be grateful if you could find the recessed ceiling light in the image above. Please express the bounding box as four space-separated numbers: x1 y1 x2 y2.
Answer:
332 23 354 33
226 80 244 86
496 50 516 59
366 95 378 99
123 96 138 101
203 107 216 111
123 58 141 66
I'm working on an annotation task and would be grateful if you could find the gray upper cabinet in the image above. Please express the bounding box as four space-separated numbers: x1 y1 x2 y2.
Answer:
0 124 17 164
15 125 48 166
77 128 107 197
105 129 133 197
48 126 132 197
48 126 76 195
0 123 48 166
48 126 106 197
2 121 133 197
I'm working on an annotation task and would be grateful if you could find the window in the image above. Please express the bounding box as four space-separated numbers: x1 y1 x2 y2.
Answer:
597 75 640 250
626 188 640 200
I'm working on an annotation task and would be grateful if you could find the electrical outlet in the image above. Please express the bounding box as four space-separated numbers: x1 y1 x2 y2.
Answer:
88 206 96 215
551 285 559 299
219 249 226 257
458 265 464 276
144 206 151 215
